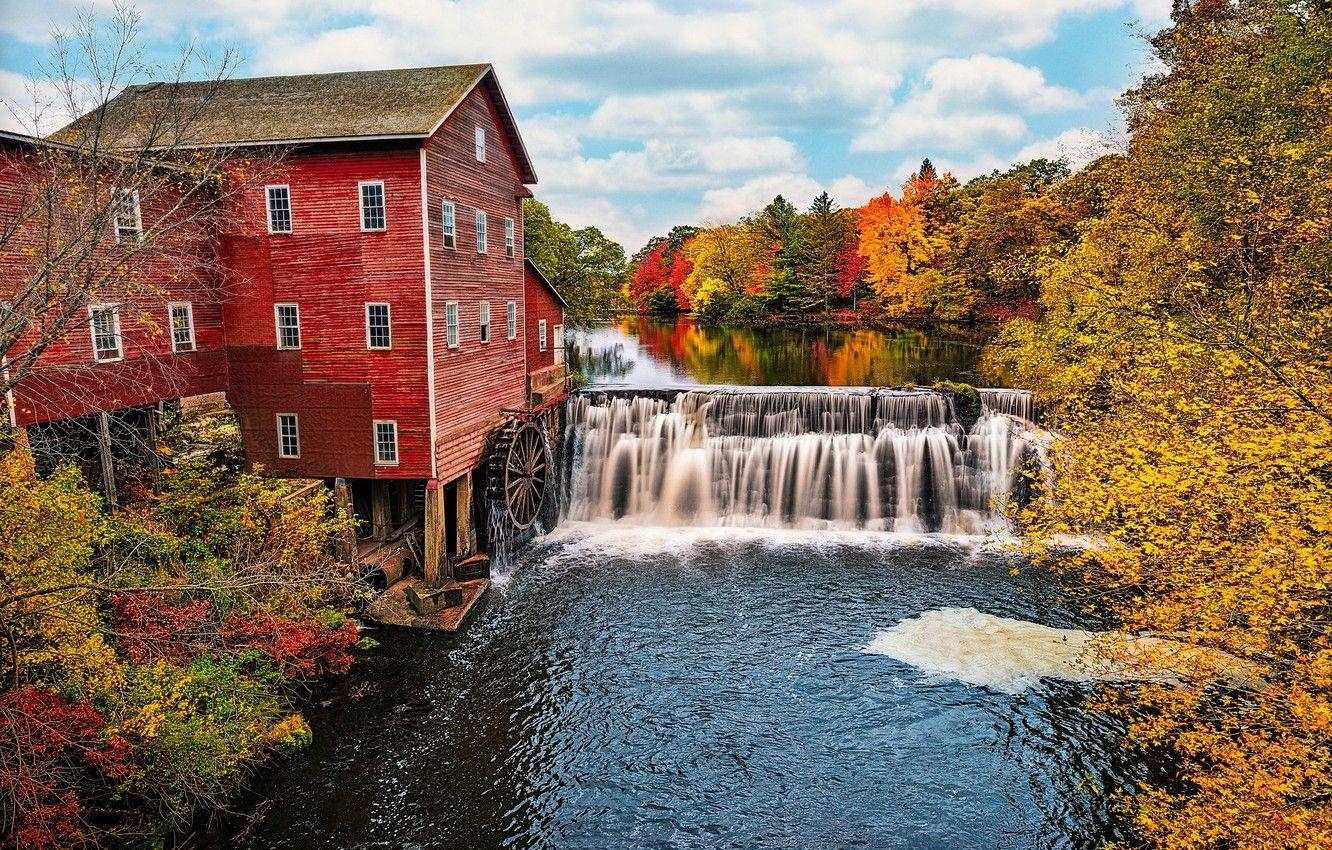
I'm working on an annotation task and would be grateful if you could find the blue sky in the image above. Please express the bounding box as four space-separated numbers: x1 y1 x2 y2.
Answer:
0 0 1168 252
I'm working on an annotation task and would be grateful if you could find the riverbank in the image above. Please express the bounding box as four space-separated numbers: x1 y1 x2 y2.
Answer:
0 406 366 849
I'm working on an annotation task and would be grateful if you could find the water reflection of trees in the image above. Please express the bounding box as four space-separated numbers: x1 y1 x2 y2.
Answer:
619 316 985 387
567 340 635 380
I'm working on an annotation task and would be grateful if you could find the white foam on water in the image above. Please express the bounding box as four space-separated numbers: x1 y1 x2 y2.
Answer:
864 607 1098 694
538 520 1012 561
863 608 1251 694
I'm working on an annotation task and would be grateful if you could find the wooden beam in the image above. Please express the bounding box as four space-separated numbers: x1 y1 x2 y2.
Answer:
97 412 116 507
370 480 391 541
455 473 474 558
423 480 447 587
333 478 356 564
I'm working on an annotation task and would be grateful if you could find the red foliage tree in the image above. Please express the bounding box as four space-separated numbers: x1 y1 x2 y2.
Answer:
834 237 868 300
112 595 359 683
221 613 360 681
631 243 671 305
112 595 216 663
668 248 694 311
0 688 136 850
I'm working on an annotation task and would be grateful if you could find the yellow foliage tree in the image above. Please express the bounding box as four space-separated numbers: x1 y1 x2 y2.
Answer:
986 1 1332 845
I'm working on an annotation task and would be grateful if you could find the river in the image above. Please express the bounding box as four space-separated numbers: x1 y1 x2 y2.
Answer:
208 319 1140 849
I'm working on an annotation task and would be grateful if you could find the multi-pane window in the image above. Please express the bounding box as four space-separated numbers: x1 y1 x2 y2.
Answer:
113 189 141 242
360 181 386 231
373 420 399 465
277 414 300 458
366 302 391 349
169 302 195 352
505 218 515 258
479 301 491 343
475 210 487 253
90 305 122 362
266 185 292 234
538 318 548 352
441 201 456 249
506 301 517 340
446 302 459 349
275 303 301 349
475 126 486 162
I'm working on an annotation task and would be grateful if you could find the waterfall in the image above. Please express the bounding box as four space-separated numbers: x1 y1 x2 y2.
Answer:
562 387 1040 535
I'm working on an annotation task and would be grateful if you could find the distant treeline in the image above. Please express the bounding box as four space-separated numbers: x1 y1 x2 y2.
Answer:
527 155 1111 326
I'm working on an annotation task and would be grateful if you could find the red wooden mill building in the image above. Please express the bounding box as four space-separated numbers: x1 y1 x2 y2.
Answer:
0 65 568 589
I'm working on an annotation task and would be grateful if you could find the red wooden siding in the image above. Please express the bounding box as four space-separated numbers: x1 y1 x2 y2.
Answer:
0 139 228 426
221 144 431 479
424 83 529 483
525 265 565 373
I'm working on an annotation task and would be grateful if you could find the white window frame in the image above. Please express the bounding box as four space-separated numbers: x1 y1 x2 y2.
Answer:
359 180 387 232
505 217 515 259
441 200 456 249
276 413 300 458
169 301 196 353
365 302 392 350
373 419 399 466
445 301 459 349
266 184 292 234
479 301 491 344
475 209 487 253
475 126 486 162
89 304 123 363
112 189 142 243
274 302 301 350
538 318 548 353
506 301 517 340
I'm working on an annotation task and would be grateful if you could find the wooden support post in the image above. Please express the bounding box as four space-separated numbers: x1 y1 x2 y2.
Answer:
455 473 475 558
423 480 448 587
333 478 356 564
370 480 391 541
97 412 117 508
146 405 162 493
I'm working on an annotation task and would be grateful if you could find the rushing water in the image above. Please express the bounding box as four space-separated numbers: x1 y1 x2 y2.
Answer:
563 387 1039 535
208 320 1139 849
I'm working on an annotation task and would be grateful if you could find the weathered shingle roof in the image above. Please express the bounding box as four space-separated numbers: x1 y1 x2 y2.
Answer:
56 64 536 182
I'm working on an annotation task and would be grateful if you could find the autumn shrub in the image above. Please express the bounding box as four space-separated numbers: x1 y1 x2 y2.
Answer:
0 447 359 848
0 687 134 849
109 654 298 831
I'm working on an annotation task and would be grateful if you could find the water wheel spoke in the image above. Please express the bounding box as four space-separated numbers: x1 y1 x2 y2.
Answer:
495 420 549 530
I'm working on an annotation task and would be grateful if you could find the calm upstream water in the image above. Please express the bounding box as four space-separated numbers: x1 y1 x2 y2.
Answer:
212 320 1140 849
566 316 989 388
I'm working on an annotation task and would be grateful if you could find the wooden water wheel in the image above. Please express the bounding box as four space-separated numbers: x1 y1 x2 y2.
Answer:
489 420 549 530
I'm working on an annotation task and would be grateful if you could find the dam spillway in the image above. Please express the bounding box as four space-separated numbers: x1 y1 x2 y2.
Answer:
561 386 1041 535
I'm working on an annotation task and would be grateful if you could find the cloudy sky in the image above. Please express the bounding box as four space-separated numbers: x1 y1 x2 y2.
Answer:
0 0 1168 252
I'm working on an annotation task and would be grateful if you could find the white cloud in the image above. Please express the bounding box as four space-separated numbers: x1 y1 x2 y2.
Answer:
852 54 1105 152
1015 126 1123 169
0 0 1158 250
923 54 1089 113
0 70 77 134
696 172 879 223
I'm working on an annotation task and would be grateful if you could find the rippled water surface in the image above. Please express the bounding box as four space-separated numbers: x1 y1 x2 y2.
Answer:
216 530 1139 849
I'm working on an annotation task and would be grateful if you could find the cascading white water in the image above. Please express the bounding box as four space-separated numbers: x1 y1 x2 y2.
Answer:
562 386 1039 535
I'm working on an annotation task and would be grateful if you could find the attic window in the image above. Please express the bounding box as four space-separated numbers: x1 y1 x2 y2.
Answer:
113 189 142 243
360 181 386 231
266 185 292 234
475 126 486 162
